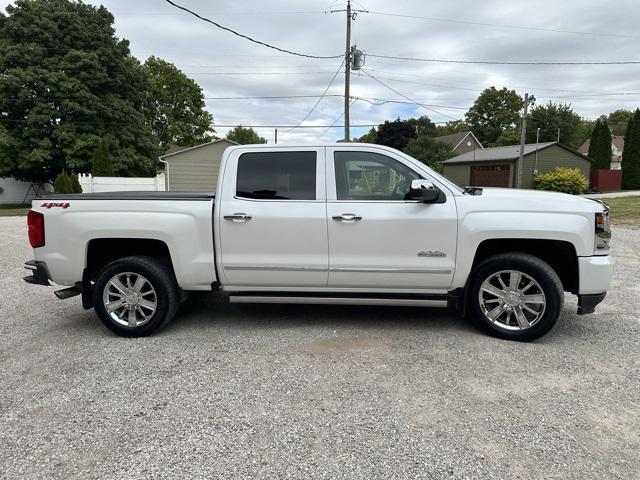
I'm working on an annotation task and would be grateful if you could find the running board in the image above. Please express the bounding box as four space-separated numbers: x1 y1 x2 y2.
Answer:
229 293 449 308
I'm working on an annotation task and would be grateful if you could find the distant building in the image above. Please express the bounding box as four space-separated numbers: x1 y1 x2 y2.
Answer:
159 139 238 191
578 135 623 170
442 141 591 189
432 131 483 155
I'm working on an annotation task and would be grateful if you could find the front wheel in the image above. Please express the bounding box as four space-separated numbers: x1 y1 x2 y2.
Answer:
468 253 564 341
93 256 180 337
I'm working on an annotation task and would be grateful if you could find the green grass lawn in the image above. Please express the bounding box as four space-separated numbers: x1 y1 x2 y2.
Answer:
0 204 30 217
601 195 640 226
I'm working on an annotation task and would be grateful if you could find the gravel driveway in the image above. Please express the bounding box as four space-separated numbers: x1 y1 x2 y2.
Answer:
1 216 638 479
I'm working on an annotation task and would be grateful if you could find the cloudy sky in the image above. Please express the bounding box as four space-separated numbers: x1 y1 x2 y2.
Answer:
3 0 639 143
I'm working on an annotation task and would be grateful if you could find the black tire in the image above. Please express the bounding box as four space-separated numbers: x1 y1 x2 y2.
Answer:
468 253 564 341
93 256 180 337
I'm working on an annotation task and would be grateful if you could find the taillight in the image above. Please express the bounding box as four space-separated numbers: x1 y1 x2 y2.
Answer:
27 210 45 248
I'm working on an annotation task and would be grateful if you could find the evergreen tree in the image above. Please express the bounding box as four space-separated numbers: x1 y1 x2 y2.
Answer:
69 172 82 193
53 172 76 193
91 138 114 176
588 117 612 169
622 109 640 189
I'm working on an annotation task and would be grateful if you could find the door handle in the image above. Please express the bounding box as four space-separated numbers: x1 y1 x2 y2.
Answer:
332 213 362 222
224 213 252 222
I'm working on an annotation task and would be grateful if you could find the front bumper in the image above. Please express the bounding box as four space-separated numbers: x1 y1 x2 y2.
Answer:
578 255 614 295
23 260 51 286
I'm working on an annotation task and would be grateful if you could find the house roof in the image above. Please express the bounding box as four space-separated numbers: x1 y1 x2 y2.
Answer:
433 131 483 150
578 135 624 154
160 138 238 160
442 141 591 164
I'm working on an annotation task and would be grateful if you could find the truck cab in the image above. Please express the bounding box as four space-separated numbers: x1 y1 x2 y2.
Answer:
24 143 614 341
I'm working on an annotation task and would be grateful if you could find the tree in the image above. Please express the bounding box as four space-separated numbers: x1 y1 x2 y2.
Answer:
574 120 595 150
0 0 159 183
494 129 520 146
143 56 214 150
622 109 640 189
376 118 416 151
526 102 582 148
226 125 266 144
588 117 612 169
465 87 524 147
53 171 81 193
403 137 454 172
406 115 437 137
353 127 377 143
91 137 114 176
435 120 471 136
608 109 634 136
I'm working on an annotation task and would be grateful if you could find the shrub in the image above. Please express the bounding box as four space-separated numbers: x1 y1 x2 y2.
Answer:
535 167 589 195
53 172 82 194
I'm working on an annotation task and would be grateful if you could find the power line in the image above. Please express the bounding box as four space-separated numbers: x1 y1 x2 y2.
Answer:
0 118 447 127
353 96 468 110
359 69 460 120
163 0 342 59
286 61 344 132
366 11 640 39
314 97 358 139
367 54 640 66
0 94 346 101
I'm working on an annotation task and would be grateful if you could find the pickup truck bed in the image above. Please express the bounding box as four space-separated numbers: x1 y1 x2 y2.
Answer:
41 192 215 201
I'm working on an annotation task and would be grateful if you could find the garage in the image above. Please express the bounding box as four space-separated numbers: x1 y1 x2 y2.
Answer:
441 141 592 189
470 164 511 187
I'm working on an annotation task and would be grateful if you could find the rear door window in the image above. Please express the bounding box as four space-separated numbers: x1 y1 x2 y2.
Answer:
236 151 317 200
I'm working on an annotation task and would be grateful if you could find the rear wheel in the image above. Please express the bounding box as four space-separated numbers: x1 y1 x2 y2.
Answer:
468 253 564 341
93 256 179 337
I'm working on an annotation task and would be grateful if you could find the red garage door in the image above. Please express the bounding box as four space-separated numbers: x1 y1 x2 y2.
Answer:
470 164 511 187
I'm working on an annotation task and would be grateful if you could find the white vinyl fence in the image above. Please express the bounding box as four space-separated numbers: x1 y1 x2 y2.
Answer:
78 173 166 193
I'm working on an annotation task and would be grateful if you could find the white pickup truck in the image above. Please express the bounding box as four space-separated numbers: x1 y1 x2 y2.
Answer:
24 143 614 341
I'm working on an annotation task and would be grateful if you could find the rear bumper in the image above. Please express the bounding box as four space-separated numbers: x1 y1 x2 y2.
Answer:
578 255 614 295
23 260 51 286
577 292 606 315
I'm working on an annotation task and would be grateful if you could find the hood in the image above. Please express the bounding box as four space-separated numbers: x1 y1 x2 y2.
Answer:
469 187 604 213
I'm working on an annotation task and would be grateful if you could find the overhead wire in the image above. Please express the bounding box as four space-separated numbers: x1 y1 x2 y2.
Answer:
285 60 345 132
163 0 342 59
359 69 460 120
366 11 640 39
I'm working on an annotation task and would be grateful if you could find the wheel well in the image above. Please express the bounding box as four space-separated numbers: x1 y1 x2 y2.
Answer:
472 239 579 294
86 238 173 280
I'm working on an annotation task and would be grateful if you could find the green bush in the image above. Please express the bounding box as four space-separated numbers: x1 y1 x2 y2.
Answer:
535 167 589 195
53 172 82 194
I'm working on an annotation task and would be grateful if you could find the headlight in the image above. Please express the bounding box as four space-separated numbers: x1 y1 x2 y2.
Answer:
595 210 611 253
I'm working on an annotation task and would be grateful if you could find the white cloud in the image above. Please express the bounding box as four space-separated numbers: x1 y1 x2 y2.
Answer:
2 0 639 142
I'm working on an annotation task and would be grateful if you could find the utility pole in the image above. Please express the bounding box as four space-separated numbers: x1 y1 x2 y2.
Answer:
517 93 534 188
330 1 366 142
344 0 351 142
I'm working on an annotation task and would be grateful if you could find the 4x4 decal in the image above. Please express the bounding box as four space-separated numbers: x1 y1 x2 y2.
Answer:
41 202 70 209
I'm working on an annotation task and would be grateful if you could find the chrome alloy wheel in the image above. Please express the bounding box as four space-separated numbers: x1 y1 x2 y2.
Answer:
478 270 546 331
102 272 157 327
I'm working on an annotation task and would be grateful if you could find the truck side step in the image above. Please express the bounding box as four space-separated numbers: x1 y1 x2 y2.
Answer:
229 292 448 308
54 286 82 300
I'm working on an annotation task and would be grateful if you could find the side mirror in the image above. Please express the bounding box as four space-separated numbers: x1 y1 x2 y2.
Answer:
409 179 440 203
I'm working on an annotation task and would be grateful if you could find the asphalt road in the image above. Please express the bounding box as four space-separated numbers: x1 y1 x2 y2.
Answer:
1 216 638 479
